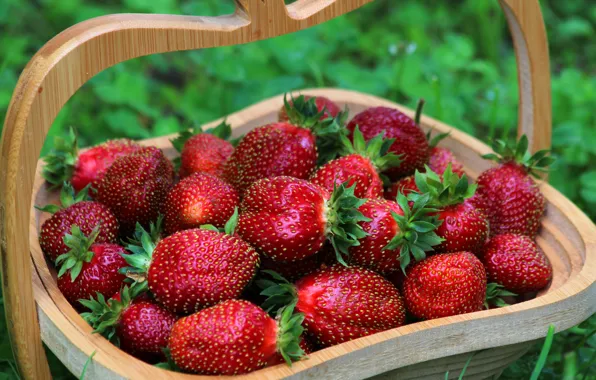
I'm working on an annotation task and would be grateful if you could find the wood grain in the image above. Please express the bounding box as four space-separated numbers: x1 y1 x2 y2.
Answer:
0 0 571 379
29 89 596 380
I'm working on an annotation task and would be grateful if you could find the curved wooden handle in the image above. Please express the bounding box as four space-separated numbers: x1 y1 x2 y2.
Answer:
0 2 370 379
0 0 550 379
499 0 552 153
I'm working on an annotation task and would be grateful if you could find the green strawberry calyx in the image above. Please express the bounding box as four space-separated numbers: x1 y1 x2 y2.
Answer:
339 126 402 175
120 215 163 290
283 94 350 166
426 130 451 148
35 182 92 214
413 164 476 208
324 183 371 266
79 285 143 344
199 207 239 235
56 224 101 282
484 283 517 309
383 192 444 274
481 135 555 178
41 127 79 188
256 270 306 366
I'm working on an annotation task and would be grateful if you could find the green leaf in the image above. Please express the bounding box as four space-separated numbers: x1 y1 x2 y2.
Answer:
224 207 239 235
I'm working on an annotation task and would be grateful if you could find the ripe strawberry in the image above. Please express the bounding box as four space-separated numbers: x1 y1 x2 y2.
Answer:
347 101 428 180
237 176 369 262
310 126 401 198
403 251 487 320
413 165 488 253
42 127 141 191
347 194 442 274
259 266 405 347
97 146 174 236
480 234 552 293
170 120 234 179
223 95 348 193
476 135 553 237
384 174 418 200
162 172 239 236
80 286 177 363
169 300 305 375
56 226 127 307
259 246 334 283
37 183 118 262
122 214 259 314
426 131 465 177
278 95 341 122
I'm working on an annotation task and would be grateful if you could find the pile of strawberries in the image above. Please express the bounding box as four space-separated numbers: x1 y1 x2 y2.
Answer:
39 95 554 375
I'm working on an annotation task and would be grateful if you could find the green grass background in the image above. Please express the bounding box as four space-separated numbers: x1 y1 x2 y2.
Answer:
1 0 595 378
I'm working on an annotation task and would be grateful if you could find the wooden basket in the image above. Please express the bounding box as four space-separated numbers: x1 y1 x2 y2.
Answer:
1 1 595 379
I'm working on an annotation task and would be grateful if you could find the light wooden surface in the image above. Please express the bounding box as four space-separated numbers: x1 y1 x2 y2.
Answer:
30 89 596 380
0 0 571 379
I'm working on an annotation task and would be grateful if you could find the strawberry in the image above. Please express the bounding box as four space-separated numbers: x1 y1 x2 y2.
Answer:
237 176 369 262
266 336 313 367
426 131 465 176
347 101 428 180
278 95 340 122
162 172 239 236
42 128 141 191
413 165 488 253
476 135 553 237
168 300 305 375
80 286 177 363
170 120 234 179
37 183 118 262
259 266 406 348
310 126 401 198
55 226 127 307
403 251 487 320
480 234 552 293
384 174 418 200
223 95 348 193
259 246 334 283
97 146 174 236
347 193 442 274
122 213 259 314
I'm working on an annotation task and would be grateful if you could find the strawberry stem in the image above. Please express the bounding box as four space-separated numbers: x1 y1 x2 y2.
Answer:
481 135 555 178
56 224 101 282
484 283 517 309
257 270 299 313
276 303 306 366
414 98 425 126
121 216 163 286
339 126 402 172
413 164 475 208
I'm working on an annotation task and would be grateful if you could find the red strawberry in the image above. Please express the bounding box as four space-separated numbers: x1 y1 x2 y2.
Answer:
310 126 401 198
42 128 141 191
56 226 127 307
480 234 552 293
259 246 334 283
259 266 405 348
223 96 347 193
162 172 239 236
38 183 118 262
237 176 369 262
169 300 305 375
426 131 465 177
279 95 340 122
122 215 259 314
384 174 418 200
476 136 553 237
413 166 488 253
97 146 174 236
347 193 442 274
170 120 234 179
80 287 177 363
347 102 428 180
403 251 487 320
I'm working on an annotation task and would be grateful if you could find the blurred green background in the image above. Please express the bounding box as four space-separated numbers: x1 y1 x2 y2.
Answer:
1 0 595 378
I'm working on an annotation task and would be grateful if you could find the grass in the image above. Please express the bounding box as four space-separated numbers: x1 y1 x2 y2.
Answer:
0 0 595 378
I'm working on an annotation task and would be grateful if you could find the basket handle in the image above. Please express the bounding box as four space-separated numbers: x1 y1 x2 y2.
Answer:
0 1 549 379
499 0 552 153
